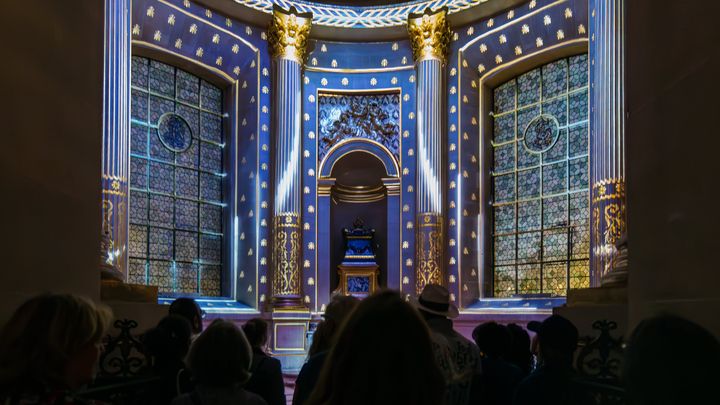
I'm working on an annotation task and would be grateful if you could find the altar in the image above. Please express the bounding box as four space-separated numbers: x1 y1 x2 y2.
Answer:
335 219 380 298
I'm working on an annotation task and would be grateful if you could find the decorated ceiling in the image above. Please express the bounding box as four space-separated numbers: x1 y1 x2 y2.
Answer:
228 0 491 28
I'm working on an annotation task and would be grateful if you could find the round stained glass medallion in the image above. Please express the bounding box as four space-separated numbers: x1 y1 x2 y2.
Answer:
157 113 193 153
523 114 560 153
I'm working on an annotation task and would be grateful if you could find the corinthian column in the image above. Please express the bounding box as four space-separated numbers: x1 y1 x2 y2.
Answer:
589 0 627 286
268 6 312 308
100 0 131 281
408 8 451 293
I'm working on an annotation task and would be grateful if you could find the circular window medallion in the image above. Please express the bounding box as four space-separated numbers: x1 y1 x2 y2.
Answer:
523 114 560 153
157 113 193 152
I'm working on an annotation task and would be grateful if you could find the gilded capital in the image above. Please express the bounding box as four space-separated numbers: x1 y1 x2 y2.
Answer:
407 7 451 64
267 6 312 64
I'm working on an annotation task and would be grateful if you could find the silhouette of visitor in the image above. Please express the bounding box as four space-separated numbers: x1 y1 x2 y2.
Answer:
169 298 205 336
624 314 720 405
305 290 444 405
513 315 591 405
505 323 533 377
242 318 286 405
142 315 194 404
172 319 266 405
471 322 524 405
0 293 112 404
413 284 480 405
293 294 358 405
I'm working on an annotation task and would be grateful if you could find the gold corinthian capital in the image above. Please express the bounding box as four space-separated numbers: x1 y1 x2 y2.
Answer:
267 6 313 64
407 7 451 64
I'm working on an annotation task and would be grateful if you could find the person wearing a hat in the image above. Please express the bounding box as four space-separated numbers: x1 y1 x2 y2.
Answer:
413 284 481 405
513 315 592 405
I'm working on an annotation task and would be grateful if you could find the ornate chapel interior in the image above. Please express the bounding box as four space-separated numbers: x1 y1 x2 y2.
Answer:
3 0 720 375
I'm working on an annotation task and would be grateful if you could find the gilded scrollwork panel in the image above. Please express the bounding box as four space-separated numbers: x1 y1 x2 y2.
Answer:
416 213 444 293
591 178 627 276
272 214 302 297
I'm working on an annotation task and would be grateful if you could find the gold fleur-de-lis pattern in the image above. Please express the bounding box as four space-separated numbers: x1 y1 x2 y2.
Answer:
443 0 588 303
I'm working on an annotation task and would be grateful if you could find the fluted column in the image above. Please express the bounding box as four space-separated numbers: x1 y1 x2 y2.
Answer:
589 0 627 286
408 8 451 293
100 0 131 281
268 6 312 308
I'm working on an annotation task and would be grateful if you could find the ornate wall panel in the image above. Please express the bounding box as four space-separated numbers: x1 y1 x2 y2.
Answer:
317 93 401 162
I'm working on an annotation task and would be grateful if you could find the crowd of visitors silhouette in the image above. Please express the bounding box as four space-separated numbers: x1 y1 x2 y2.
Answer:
0 286 718 405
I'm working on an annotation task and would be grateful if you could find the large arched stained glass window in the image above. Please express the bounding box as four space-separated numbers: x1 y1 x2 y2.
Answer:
491 55 590 297
128 57 225 296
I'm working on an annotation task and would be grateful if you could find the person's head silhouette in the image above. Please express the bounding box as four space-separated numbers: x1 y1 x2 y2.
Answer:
527 315 578 367
625 314 720 405
306 290 444 405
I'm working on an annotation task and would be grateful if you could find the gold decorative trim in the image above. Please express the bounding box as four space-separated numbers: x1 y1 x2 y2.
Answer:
317 187 333 196
102 189 126 197
332 183 386 204
305 65 414 74
318 137 401 178
408 7 452 64
268 6 312 64
459 0 568 52
157 0 258 53
383 178 401 196
133 40 238 83
592 177 625 204
102 174 127 182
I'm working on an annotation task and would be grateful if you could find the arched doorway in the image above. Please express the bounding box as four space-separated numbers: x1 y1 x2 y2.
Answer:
329 152 388 292
317 140 401 308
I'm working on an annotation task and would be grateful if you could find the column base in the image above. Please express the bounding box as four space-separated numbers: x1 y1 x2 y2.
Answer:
100 263 124 282
272 295 306 310
270 307 311 373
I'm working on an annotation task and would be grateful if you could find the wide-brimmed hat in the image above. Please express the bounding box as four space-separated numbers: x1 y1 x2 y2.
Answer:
412 284 459 319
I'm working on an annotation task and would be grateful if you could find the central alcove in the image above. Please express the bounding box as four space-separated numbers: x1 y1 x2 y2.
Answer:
329 151 389 292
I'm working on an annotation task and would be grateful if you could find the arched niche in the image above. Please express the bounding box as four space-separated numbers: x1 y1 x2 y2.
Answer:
316 141 401 308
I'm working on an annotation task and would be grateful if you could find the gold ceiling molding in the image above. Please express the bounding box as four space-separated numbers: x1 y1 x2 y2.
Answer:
267 6 313 63
407 7 452 64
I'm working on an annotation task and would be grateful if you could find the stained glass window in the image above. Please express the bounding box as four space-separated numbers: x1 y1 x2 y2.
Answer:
491 55 590 297
129 56 224 296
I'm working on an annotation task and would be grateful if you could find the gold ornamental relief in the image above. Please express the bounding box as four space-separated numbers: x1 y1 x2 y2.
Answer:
416 215 444 293
267 6 312 64
407 7 451 63
603 202 626 246
272 215 302 296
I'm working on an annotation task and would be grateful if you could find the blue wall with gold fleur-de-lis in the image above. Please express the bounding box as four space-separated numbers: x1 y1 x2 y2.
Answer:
125 0 593 313
130 0 272 311
302 39 417 311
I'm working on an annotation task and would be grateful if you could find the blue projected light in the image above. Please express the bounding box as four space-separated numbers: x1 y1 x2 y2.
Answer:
157 112 193 153
347 276 370 293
